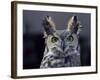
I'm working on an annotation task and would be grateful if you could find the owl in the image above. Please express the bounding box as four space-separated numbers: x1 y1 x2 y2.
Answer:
40 15 82 68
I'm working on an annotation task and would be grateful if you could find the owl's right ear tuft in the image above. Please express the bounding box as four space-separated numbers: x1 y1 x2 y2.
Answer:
42 16 56 38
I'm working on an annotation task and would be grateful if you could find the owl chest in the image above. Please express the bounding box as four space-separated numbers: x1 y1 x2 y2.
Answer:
41 48 80 68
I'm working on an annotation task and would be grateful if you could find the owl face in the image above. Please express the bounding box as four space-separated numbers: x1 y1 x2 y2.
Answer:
42 16 81 55
45 31 79 54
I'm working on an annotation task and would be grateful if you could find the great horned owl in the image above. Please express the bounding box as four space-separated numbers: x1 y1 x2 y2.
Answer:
40 15 82 68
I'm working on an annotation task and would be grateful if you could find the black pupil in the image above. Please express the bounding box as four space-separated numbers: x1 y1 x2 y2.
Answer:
67 35 74 42
51 37 58 43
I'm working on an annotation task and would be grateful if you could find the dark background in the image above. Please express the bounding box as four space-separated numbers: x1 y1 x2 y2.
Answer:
23 10 91 69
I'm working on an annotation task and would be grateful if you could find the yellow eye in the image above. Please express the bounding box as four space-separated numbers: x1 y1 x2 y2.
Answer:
67 35 74 42
51 37 58 43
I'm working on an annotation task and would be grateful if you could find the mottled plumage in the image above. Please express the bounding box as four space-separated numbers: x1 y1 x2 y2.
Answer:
40 16 82 68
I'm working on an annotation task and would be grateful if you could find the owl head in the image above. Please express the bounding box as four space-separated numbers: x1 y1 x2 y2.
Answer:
42 16 82 55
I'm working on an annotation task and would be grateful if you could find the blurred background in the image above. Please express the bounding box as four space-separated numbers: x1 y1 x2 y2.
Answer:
23 10 91 69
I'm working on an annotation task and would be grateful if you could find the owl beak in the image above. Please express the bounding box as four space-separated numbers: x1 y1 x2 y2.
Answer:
61 41 65 52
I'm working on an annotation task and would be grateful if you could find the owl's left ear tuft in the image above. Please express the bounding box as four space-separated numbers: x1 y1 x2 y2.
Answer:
67 15 82 34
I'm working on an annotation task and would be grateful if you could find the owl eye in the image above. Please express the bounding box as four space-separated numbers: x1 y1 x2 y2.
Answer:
51 36 58 43
66 35 74 42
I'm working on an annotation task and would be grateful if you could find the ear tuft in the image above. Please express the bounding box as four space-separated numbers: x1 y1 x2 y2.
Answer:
42 16 56 37
67 15 82 34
